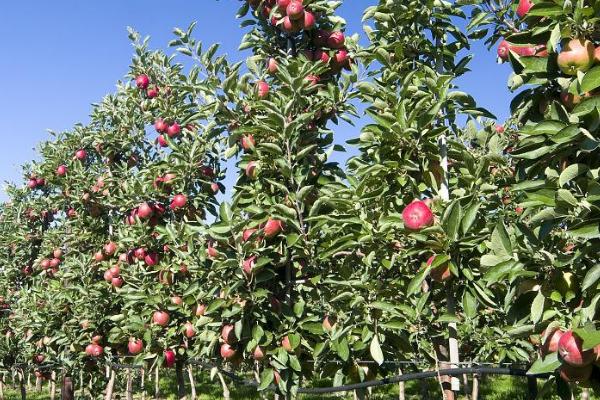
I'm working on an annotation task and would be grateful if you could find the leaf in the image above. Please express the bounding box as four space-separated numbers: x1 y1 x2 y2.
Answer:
370 335 384 365
573 327 600 350
337 338 349 361
461 201 480 235
530 291 544 324
582 264 600 292
559 164 589 187
257 369 274 391
442 200 462 241
462 291 478 319
582 66 600 93
527 353 560 375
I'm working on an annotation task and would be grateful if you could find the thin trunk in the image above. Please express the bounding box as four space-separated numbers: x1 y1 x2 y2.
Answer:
141 368 146 400
398 369 405 400
462 373 471 400
18 370 26 400
26 372 31 391
187 365 197 400
126 368 133 400
471 373 479 400
60 376 74 400
154 367 160 400
49 372 56 400
35 376 42 392
176 362 187 400
0 373 4 400
582 388 590 400
217 372 230 400
104 369 116 400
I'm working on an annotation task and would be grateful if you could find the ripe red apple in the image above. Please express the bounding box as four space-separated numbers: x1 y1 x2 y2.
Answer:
49 258 60 268
210 182 220 194
27 179 37 189
183 322 196 338
220 343 237 360
594 46 600 64
333 49 350 67
243 256 256 275
557 38 594 76
75 149 87 161
103 269 113 282
241 135 256 151
144 252 160 267
94 251 105 262
558 330 594 366
253 345 265 361
53 249 63 259
559 363 593 383
257 80 270 98
322 316 334 332
33 354 45 364
36 178 45 187
87 344 103 357
264 218 283 238
402 200 434 230
286 1 304 20
306 74 320 86
147 87 159 98
40 259 51 270
195 304 206 317
157 135 169 148
171 296 183 306
242 228 258 242
128 338 143 355
56 165 67 176
303 11 315 30
426 255 452 283
281 336 293 352
267 58 278 74
516 0 533 18
245 161 258 179
137 202 154 219
170 194 188 210
136 74 150 89
109 265 120 278
327 31 345 49
495 124 505 134
134 247 146 260
155 118 168 133
314 49 330 64
207 245 219 258
104 242 118 256
540 328 564 355
167 122 181 138
111 276 124 288
164 349 176 368
221 324 236 343
153 311 170 327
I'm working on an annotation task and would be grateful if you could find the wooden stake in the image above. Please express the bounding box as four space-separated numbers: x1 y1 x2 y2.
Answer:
126 368 133 400
398 368 405 400
104 369 115 400
471 373 479 400
49 372 56 400
187 365 197 400
141 368 146 400
35 376 41 392
154 367 160 399
60 375 74 400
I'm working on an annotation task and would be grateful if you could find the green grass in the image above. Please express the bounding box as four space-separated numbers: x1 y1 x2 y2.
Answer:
0 374 595 399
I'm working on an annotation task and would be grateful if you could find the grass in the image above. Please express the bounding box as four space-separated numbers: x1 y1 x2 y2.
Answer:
0 373 595 399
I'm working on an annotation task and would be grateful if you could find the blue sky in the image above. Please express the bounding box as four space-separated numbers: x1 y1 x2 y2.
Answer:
0 1 513 201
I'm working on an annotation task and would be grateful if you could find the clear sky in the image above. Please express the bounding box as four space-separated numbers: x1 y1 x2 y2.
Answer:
0 1 514 201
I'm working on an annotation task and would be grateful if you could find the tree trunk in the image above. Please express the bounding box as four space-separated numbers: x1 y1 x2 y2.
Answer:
18 370 26 400
50 372 56 400
398 368 405 400
175 362 187 400
35 376 42 392
471 373 479 400
462 373 471 400
0 373 4 400
187 365 197 400
141 368 146 400
104 369 116 400
126 368 133 400
26 372 31 391
60 376 73 400
154 367 160 400
581 388 590 400
217 372 230 400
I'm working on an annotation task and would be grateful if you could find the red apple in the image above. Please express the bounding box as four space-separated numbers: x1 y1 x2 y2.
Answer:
402 200 434 230
245 161 258 179
426 255 451 283
495 124 505 134
281 336 293 352
40 259 51 270
594 46 600 64
286 1 304 20
183 322 196 339
241 135 256 151
103 269 113 282
75 149 87 161
557 38 594 76
56 165 67 176
277 0 290 6
303 11 315 30
144 252 160 267
128 338 143 355
111 276 124 288
153 311 170 327
170 194 188 210
171 296 183 306
155 118 168 133
147 87 159 98
243 228 258 242
540 328 565 355
135 74 150 89
253 345 265 361
49 258 60 268
157 135 168 148
164 349 176 368
322 316 334 332
53 249 63 259
167 122 181 138
314 49 330 64
264 218 283 238
195 304 206 317
221 324 236 343
257 80 270 98
94 251 105 262
267 58 278 74
207 246 219 258
32 354 45 364
306 74 320 86
27 179 37 189
333 49 350 67
109 265 120 278
516 0 533 18
137 202 154 219
559 363 593 383
220 343 236 359
327 31 345 49
87 344 103 357
210 182 220 194
104 242 118 256
558 330 594 366
134 248 146 260
243 256 257 275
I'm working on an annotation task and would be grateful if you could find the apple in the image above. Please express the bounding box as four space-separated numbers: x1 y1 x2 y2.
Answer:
286 1 304 20
48 258 60 268
195 304 206 317
75 149 87 161
333 49 350 67
559 364 593 383
540 328 564 355
111 276 124 288
221 324 236 343
264 218 284 238
36 178 45 187
104 242 118 256
242 228 258 242
167 122 181 138
40 259 51 270
426 255 452 283
53 249 63 259
327 31 345 49
253 346 265 361
207 245 219 258
245 161 258 179
164 349 176 368
303 11 315 30
147 87 159 98
135 74 150 89
157 135 168 148
594 46 600 64
153 311 170 327
281 336 293 352
144 252 160 267
87 344 103 357
128 338 143 355
109 265 120 278
241 135 256 151
94 251 105 262
495 124 505 134
516 0 533 18
220 343 237 360
183 322 196 339
27 179 37 189
314 49 330 64
267 58 278 74
56 165 67 176
257 80 270 98
558 330 594 366
402 200 434 230
155 118 168 133
210 182 220 194
243 256 257 275
170 194 188 210
282 16 302 33
33 354 45 364
137 202 154 219
171 296 183 306
306 74 320 86
322 316 334 332
103 269 113 282
134 248 146 260
557 38 594 76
